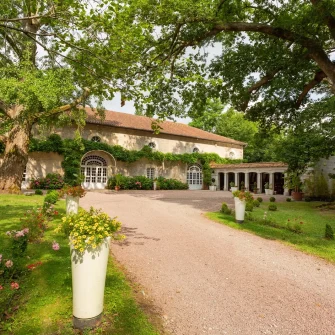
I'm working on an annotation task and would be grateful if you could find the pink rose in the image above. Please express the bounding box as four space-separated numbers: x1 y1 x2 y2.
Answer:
52 242 60 251
5 260 13 268
10 282 19 290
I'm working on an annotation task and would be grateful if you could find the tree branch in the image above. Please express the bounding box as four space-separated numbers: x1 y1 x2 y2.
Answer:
295 70 327 108
0 14 56 23
240 69 281 111
310 0 335 40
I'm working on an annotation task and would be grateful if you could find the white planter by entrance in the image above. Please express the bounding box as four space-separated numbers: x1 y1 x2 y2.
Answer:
66 196 79 215
209 185 217 191
71 237 111 329
153 181 157 190
265 189 269 195
268 189 274 195
234 197 246 223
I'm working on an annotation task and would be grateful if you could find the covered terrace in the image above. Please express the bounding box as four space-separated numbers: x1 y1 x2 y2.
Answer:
210 162 289 195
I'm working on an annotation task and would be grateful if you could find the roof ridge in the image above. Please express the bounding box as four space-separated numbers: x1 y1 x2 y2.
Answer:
84 107 246 146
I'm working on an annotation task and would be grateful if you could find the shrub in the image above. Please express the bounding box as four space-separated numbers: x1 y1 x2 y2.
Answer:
269 197 276 202
268 203 277 211
325 224 334 240
286 198 292 202
221 202 232 215
35 189 43 195
44 190 59 205
257 197 263 203
245 202 254 212
31 173 64 190
253 200 260 207
287 220 303 234
20 207 48 242
107 175 188 190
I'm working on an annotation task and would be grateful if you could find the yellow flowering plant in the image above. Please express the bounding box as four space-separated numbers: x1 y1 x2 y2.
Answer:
56 207 123 253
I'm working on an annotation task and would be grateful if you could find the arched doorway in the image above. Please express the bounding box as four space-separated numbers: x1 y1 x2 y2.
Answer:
81 154 108 189
187 164 203 190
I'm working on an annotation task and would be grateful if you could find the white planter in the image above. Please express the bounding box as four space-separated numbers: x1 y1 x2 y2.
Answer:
66 196 79 215
153 181 157 190
71 237 111 329
265 189 269 195
268 189 274 195
231 186 238 192
209 185 217 191
234 197 246 223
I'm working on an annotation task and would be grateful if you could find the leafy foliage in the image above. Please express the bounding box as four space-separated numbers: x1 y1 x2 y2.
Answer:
325 224 334 240
30 173 64 190
268 203 277 211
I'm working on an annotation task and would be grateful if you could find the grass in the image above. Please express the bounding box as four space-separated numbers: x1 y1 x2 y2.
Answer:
0 194 161 335
207 200 335 264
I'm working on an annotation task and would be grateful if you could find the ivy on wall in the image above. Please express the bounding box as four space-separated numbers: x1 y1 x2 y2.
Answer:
1 135 242 186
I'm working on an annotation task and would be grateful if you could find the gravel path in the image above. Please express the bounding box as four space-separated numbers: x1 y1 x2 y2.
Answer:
81 191 335 335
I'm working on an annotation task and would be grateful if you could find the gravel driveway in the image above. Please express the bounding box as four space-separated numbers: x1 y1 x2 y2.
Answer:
81 191 335 335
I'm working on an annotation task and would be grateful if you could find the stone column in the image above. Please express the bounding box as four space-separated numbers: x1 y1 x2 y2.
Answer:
283 172 290 196
257 173 261 193
235 172 239 188
224 172 229 191
269 172 274 189
245 172 249 191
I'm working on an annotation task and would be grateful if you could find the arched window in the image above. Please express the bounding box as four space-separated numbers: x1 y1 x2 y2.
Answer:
91 136 101 143
81 155 108 186
187 164 203 190
229 151 235 159
148 142 156 149
193 147 200 153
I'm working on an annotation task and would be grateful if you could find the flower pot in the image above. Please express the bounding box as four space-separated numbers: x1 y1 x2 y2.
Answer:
115 185 120 191
153 181 157 191
71 237 111 330
66 196 79 215
268 189 274 195
292 191 303 201
234 197 246 223
231 186 238 192
209 185 217 191
265 189 269 195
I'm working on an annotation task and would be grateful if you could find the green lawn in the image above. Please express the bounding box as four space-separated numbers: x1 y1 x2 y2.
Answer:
0 194 161 335
207 201 335 263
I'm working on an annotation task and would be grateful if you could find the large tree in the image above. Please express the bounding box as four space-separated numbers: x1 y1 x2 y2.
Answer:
131 0 335 129
0 0 150 189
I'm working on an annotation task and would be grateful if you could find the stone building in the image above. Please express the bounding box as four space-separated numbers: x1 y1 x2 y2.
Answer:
14 108 289 192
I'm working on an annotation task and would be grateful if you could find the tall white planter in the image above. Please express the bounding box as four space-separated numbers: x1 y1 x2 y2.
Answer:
66 196 79 215
234 197 246 223
71 237 111 329
231 186 238 192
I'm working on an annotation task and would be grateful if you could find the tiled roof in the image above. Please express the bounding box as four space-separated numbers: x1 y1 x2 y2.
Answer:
85 108 246 146
210 162 288 169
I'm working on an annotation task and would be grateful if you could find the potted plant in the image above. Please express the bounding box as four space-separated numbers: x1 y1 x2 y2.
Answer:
268 183 274 196
114 173 122 191
240 181 245 191
264 182 269 195
230 181 238 192
232 190 254 223
153 178 158 190
56 207 123 330
209 178 217 191
285 172 303 201
60 185 86 214
252 182 258 194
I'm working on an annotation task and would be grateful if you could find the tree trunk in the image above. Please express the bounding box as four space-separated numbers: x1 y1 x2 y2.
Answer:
0 123 32 190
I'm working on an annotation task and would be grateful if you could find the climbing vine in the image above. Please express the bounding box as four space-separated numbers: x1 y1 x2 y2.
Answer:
1 135 242 186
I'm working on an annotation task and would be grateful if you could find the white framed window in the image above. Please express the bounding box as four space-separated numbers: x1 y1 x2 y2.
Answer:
22 167 27 181
148 141 156 149
91 136 101 143
187 164 203 190
193 147 200 153
146 167 155 179
228 151 235 159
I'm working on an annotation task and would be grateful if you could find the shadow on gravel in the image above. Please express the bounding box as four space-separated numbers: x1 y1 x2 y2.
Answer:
117 226 160 247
